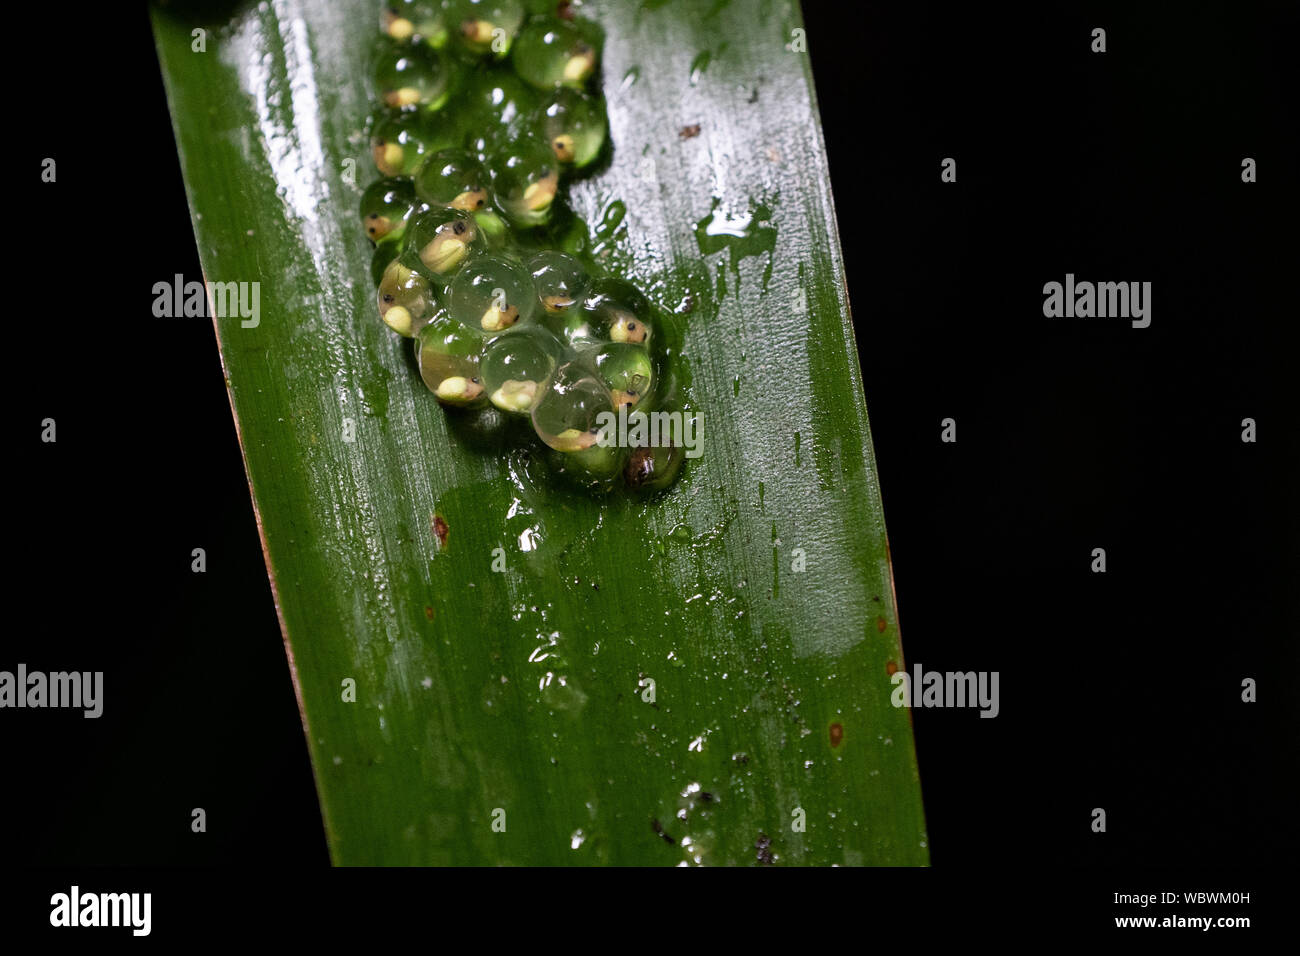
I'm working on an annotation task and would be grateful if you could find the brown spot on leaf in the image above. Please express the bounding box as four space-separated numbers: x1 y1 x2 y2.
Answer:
679 124 701 139
876 616 887 633
556 0 575 19
432 514 449 549
886 660 898 676
829 722 844 748
424 606 434 620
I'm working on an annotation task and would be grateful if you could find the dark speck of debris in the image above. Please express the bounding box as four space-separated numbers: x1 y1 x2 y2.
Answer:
556 0 575 20
755 832 774 865
679 124 701 139
699 791 714 803
432 514 449 549
747 87 759 103
592 581 599 590
651 818 675 845
829 722 844 748
872 594 881 602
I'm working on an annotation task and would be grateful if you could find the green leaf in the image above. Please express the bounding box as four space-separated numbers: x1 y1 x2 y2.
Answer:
151 0 927 865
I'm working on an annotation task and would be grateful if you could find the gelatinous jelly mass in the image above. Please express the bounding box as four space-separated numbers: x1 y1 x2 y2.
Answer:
361 1 690 493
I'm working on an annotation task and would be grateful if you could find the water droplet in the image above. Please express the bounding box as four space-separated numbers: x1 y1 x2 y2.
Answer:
689 50 712 85
695 197 778 286
540 671 588 712
596 198 627 240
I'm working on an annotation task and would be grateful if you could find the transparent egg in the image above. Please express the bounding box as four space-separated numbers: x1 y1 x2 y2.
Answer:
582 278 654 346
472 208 509 248
415 312 487 406
460 72 535 163
528 251 588 315
480 326 565 414
372 241 402 286
371 109 449 176
531 362 615 452
462 130 494 168
373 41 451 110
414 148 490 212
489 138 559 228
462 69 538 129
535 88 607 167
404 207 484 277
546 440 628 491
377 254 437 337
360 177 420 244
448 0 525 59
382 1 449 48
448 255 539 332
591 342 655 409
512 16 603 90
545 303 599 352
624 440 685 492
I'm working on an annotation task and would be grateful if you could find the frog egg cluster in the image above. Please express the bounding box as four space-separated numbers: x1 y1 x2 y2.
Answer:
360 1 685 492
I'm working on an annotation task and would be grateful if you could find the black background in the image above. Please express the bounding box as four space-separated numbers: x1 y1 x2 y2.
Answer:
803 0 1299 867
6 0 1297 878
